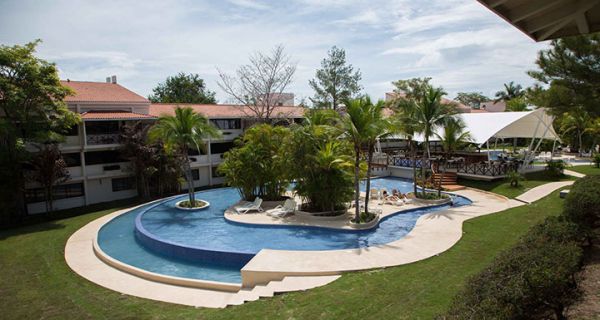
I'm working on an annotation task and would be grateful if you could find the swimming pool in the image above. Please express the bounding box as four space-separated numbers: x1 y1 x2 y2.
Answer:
97 177 470 283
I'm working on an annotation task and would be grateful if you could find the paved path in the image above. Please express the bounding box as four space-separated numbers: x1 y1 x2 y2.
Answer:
514 180 575 204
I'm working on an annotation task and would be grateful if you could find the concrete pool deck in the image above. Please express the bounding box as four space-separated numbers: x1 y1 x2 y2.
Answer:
64 180 575 308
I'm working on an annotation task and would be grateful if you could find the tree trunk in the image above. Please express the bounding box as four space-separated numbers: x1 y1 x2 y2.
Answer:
422 138 430 197
411 140 418 195
354 147 361 223
578 131 584 156
182 149 195 205
365 146 373 214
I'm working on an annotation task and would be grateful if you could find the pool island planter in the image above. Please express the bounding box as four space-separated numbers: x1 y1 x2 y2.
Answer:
174 200 210 211
348 214 380 229
410 196 452 206
294 209 348 221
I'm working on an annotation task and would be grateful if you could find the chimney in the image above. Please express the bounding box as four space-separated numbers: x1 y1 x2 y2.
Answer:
111 75 117 84
106 77 111 83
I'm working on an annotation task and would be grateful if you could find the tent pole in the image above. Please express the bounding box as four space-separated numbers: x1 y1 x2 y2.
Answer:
486 140 491 161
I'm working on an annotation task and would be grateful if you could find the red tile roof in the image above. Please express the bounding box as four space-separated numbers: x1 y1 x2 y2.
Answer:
61 80 149 103
80 110 157 120
149 103 306 119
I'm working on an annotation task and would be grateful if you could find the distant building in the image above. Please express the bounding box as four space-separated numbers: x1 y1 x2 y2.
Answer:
479 100 507 112
23 77 304 214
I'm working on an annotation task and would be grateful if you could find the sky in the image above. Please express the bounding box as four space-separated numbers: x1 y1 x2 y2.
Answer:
0 0 550 104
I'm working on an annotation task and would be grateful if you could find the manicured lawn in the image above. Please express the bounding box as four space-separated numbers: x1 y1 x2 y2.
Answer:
568 164 600 176
0 188 567 319
458 170 573 198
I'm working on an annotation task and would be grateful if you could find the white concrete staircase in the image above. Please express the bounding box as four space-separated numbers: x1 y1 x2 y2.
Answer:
225 275 341 306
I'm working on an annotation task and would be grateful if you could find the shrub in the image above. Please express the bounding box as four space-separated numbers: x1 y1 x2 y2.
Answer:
563 175 600 236
441 217 583 320
593 153 600 168
545 159 568 177
219 124 290 201
506 169 524 187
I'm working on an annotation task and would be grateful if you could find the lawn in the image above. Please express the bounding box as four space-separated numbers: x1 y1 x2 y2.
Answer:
0 188 568 319
568 164 600 176
458 169 573 198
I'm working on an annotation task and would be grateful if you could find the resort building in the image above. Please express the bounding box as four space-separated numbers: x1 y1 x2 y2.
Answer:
23 77 305 214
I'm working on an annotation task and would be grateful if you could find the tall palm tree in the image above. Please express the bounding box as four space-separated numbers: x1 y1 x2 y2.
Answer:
362 99 388 214
435 117 472 196
149 106 221 206
342 96 382 222
389 107 420 195
560 109 591 156
494 81 524 103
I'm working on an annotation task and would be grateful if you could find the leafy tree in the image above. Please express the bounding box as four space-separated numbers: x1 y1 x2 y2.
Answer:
505 96 529 112
0 40 79 221
559 108 591 155
149 107 220 206
309 46 362 110
391 77 435 101
120 122 157 200
454 92 489 108
148 72 216 104
528 34 600 117
26 144 69 213
435 117 471 158
218 45 296 121
494 81 524 103
388 107 420 195
219 124 290 201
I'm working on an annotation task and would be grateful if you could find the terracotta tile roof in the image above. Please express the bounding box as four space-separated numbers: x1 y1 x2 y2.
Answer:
80 110 157 120
149 103 306 119
61 80 149 103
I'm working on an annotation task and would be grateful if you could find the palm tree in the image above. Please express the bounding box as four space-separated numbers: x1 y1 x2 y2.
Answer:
560 109 591 156
389 107 420 195
494 81 524 103
149 106 221 206
342 96 382 222
362 99 388 214
435 117 472 196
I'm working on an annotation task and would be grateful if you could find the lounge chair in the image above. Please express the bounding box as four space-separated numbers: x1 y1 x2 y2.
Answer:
384 195 404 206
370 188 380 201
234 197 263 214
266 199 297 218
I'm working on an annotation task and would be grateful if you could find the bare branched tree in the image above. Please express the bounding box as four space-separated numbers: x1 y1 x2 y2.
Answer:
217 45 297 121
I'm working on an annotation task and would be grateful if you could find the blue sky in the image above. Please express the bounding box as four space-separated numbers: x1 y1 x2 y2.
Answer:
0 0 549 103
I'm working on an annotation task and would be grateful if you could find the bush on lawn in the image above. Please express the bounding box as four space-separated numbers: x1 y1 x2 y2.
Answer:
440 217 583 320
546 159 568 177
563 175 600 237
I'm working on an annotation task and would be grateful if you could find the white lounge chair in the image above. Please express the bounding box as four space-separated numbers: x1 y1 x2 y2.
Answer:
234 197 263 214
266 199 297 218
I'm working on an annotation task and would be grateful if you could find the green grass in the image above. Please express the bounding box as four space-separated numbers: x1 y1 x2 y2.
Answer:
458 170 573 198
568 164 600 176
0 188 568 319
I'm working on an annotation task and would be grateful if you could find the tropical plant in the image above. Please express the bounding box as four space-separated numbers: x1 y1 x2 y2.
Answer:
341 96 385 222
388 108 420 195
435 117 472 159
559 109 591 156
148 72 216 104
506 170 524 187
219 124 290 201
26 144 69 213
505 96 529 112
593 153 600 168
120 122 156 200
494 81 524 103
545 159 568 177
309 46 362 110
149 106 221 206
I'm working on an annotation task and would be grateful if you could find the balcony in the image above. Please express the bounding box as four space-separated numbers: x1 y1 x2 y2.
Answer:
86 133 120 145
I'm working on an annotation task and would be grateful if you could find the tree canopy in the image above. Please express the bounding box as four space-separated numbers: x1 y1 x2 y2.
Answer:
309 46 362 110
454 92 490 108
528 34 600 117
494 81 524 103
148 72 216 104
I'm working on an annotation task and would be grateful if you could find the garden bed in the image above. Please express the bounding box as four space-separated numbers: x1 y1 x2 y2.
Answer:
174 200 210 211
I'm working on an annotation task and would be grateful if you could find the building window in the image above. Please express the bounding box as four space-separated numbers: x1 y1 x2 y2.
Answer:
210 142 234 154
85 150 127 165
210 119 241 130
85 121 119 135
212 166 223 178
111 177 135 192
25 183 85 203
63 153 82 167
192 169 200 181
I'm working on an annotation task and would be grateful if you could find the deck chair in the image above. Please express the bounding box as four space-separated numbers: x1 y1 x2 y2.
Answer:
266 199 297 218
234 197 263 214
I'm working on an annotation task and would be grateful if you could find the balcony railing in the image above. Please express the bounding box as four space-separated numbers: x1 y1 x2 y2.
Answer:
86 134 120 145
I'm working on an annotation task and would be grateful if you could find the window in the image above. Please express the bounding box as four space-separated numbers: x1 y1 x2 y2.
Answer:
111 177 135 192
85 150 127 165
192 169 200 181
85 121 119 135
212 166 223 178
210 142 234 154
63 153 82 167
25 183 85 203
210 119 241 130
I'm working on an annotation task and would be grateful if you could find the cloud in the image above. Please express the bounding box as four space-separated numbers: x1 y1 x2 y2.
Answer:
0 0 550 104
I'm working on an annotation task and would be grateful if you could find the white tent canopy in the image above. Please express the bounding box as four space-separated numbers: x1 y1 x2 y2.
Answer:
392 108 559 146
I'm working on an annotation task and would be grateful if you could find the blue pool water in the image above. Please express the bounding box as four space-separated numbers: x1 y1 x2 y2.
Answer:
97 177 470 283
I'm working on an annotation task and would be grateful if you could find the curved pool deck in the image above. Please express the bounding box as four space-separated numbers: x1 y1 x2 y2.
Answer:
64 181 576 308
